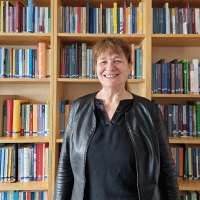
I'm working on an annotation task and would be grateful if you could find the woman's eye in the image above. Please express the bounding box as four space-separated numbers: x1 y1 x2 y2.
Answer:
115 60 121 63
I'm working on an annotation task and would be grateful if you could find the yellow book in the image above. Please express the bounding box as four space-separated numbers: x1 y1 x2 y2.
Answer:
83 7 86 33
172 8 175 34
139 2 143 34
13 49 15 77
1 1 3 32
113 2 117 34
126 7 128 34
137 6 139 34
33 104 38 136
65 104 70 130
39 43 47 78
7 148 12 182
13 100 30 138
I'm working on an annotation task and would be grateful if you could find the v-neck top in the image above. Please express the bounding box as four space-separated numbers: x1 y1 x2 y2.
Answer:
84 96 139 200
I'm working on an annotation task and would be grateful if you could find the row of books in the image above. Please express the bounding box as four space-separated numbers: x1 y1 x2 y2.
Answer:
18 144 49 182
151 59 200 94
158 103 200 137
0 143 49 183
60 43 143 79
2 100 50 138
171 147 200 181
58 100 70 137
60 2 143 34
0 0 51 33
0 191 48 200
0 43 50 78
180 191 200 200
153 2 200 34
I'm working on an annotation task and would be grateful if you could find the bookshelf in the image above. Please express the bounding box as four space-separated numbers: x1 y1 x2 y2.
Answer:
2 0 200 199
0 0 54 199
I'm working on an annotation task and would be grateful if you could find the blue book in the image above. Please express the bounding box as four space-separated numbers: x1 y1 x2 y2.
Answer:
130 3 132 34
167 63 171 94
164 63 168 94
39 191 44 200
135 49 140 79
60 100 68 136
86 2 90 33
189 106 193 137
71 44 74 78
28 49 33 78
0 149 1 182
162 8 166 34
156 59 165 93
27 0 36 33
22 49 25 78
184 145 188 180
15 49 19 78
69 49 72 78
93 8 96 34
5 49 9 78
176 148 179 179
134 7 137 34
72 7 75 33
66 7 70 33
117 8 120 34
0 149 4 182
23 7 26 32
155 63 158 94
14 191 18 200
14 7 16 32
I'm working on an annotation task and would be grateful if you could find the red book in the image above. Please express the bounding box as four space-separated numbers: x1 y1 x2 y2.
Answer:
123 1 126 34
11 7 14 32
36 144 44 181
29 105 33 136
16 1 24 33
192 8 196 34
37 45 39 78
77 7 81 33
27 191 31 200
6 100 14 137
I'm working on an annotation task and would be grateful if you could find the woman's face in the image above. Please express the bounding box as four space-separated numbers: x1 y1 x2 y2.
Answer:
96 50 131 89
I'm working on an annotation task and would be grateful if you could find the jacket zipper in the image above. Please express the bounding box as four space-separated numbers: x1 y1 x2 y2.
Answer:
82 123 96 200
125 113 141 200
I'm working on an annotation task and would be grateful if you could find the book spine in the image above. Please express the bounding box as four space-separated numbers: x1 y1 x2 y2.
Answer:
6 100 13 137
36 144 43 181
29 105 33 136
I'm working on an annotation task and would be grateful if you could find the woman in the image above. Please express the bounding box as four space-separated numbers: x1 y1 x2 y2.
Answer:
54 37 180 200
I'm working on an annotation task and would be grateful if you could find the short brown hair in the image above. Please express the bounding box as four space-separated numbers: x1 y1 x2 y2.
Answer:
93 37 131 65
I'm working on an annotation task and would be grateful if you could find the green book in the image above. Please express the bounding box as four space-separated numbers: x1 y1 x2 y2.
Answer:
195 101 200 137
181 59 188 94
135 49 140 79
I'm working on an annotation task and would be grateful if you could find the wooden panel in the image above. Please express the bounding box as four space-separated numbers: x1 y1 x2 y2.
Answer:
0 136 49 143
0 181 48 191
169 137 200 144
179 180 200 191
152 35 200 47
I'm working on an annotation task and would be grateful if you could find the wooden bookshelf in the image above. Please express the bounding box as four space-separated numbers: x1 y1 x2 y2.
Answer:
2 0 200 198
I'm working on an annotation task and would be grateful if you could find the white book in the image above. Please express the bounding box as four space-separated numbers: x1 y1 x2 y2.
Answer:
120 7 123 34
45 104 48 136
19 49 22 78
139 2 143 34
26 7 28 33
3 148 8 182
96 7 99 34
107 8 111 34
27 49 29 77
86 49 90 78
195 8 199 34
6 1 10 32
190 63 195 94
192 59 199 94
46 49 50 78
165 3 170 34
23 146 30 182
45 7 48 33
1 47 5 78
172 9 176 34
35 7 38 33
40 7 44 33
183 8 187 34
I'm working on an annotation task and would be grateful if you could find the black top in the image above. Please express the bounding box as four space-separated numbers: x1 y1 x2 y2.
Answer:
84 97 139 200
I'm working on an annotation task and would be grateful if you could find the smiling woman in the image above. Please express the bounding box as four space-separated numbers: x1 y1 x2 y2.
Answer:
54 37 180 200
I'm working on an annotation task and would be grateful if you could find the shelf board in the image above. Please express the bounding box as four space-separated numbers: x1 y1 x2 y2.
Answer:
57 78 145 84
152 34 200 47
152 94 200 98
169 137 200 144
0 33 51 45
0 136 49 143
0 78 50 84
0 181 48 191
56 136 63 143
58 33 145 45
179 180 200 191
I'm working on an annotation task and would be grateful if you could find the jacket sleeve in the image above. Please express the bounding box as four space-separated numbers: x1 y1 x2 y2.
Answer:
53 103 76 200
154 104 180 200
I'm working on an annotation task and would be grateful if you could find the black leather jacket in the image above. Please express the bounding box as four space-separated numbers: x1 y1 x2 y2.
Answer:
54 92 180 200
